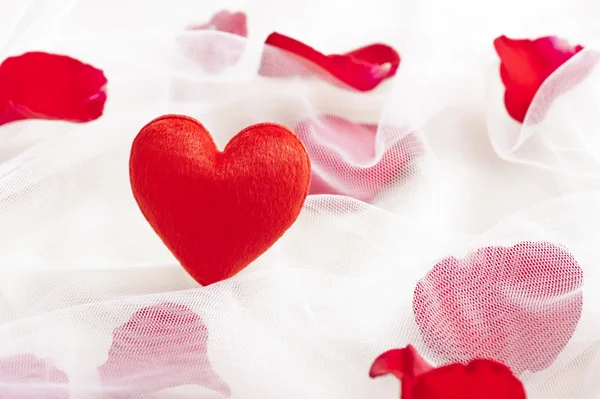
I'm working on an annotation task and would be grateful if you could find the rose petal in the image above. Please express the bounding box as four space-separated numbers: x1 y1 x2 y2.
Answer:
370 346 525 399
0 52 107 126
98 302 230 396
188 10 248 37
412 359 526 399
370 346 434 399
0 353 68 399
260 32 400 91
413 241 583 374
494 35 583 123
184 11 248 73
370 346 434 379
295 115 420 202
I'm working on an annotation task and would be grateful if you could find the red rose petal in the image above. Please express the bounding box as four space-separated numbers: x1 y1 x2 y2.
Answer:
98 302 230 396
412 359 526 399
494 35 583 123
370 346 434 399
0 52 107 126
370 346 434 379
0 353 68 399
370 346 526 399
295 115 420 202
184 11 248 73
260 32 400 91
413 241 583 374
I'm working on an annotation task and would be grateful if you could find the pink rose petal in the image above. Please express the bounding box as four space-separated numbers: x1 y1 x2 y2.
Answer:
0 353 68 399
183 11 248 73
98 302 230 396
188 10 248 37
295 115 421 202
413 241 583 374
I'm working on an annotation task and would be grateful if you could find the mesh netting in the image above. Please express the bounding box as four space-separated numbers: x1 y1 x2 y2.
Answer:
1 0 600 398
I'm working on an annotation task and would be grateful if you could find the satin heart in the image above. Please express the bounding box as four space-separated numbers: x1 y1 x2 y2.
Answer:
129 115 311 285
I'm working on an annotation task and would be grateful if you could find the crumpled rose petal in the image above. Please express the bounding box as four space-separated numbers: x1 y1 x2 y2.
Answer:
0 353 68 399
183 10 248 73
413 241 583 374
494 35 584 123
98 302 231 397
370 346 526 399
295 115 420 202
260 32 400 91
0 52 107 126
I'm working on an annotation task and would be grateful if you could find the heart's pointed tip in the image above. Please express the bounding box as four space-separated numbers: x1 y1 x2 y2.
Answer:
192 271 234 287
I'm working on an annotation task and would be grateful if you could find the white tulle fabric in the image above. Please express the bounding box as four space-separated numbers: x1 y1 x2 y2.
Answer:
1 0 600 398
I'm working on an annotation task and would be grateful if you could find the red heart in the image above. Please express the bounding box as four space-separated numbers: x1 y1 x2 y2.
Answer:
129 115 311 286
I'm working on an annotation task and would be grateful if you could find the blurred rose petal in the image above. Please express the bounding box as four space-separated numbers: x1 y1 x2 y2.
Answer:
260 32 400 91
370 346 525 399
413 241 583 374
183 11 248 73
0 52 107 126
295 115 420 202
494 35 584 123
0 353 68 399
98 302 230 397
188 10 248 37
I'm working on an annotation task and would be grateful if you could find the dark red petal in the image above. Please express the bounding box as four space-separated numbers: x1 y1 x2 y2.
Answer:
188 10 248 37
493 35 583 123
0 52 107 126
0 353 68 398
413 241 583 374
261 32 400 91
412 359 526 399
98 302 230 396
295 115 420 202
